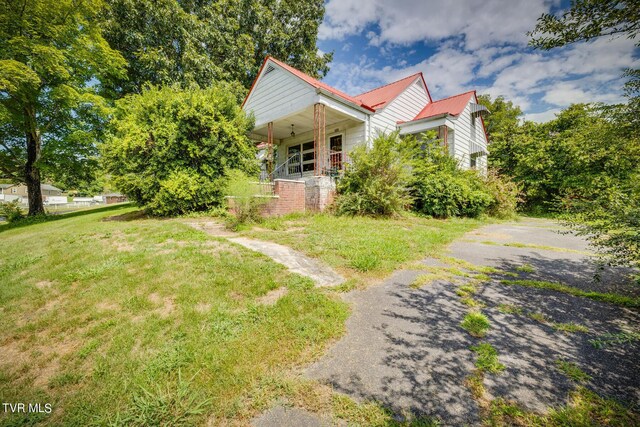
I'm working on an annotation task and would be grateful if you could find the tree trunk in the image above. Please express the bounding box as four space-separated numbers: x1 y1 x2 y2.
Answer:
25 107 45 216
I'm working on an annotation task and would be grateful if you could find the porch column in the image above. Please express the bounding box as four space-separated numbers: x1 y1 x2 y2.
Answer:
267 121 274 175
438 125 448 147
313 103 326 176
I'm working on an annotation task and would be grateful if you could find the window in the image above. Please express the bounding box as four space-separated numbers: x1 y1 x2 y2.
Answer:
287 141 315 175
11 188 17 194
470 153 480 169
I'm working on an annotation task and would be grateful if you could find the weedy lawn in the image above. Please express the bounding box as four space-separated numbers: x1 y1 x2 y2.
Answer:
0 206 480 426
240 213 486 288
0 205 353 425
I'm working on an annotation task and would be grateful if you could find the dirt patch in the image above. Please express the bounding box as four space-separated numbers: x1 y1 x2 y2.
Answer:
257 287 289 306
184 220 236 237
103 210 148 222
195 302 212 313
35 280 54 289
96 301 119 311
0 335 81 388
228 291 245 302
148 293 175 317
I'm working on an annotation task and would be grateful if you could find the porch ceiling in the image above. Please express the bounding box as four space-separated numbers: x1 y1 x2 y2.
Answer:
252 105 362 139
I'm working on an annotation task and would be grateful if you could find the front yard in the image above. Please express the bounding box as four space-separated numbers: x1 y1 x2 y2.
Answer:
0 206 480 426
240 213 485 288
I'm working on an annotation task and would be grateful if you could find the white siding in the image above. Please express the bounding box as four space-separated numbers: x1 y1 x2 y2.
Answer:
370 79 430 136
243 64 316 127
449 99 489 170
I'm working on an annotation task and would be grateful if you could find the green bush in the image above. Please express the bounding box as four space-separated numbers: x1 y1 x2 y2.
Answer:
408 138 492 218
335 132 411 217
484 169 521 218
102 84 257 216
0 200 25 223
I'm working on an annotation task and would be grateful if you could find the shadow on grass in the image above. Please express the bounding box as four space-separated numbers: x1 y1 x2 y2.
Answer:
0 203 135 234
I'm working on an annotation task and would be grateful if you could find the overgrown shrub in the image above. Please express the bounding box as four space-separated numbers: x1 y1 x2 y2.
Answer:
335 132 411 217
562 178 640 277
102 84 257 216
224 170 271 230
484 170 521 218
0 200 25 223
409 138 492 218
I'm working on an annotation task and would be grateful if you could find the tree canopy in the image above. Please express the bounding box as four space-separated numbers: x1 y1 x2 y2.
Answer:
0 0 126 214
102 84 257 215
528 0 640 49
101 0 332 94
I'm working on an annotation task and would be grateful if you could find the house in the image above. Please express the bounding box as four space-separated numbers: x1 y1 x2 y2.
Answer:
242 56 489 181
101 193 128 204
2 183 63 197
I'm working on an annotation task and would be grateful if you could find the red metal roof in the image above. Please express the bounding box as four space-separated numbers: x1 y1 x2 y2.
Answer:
408 91 476 122
355 73 427 110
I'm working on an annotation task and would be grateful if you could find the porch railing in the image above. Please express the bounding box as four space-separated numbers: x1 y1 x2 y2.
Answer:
261 151 350 182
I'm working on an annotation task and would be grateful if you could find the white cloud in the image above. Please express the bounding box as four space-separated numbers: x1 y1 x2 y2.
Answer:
320 0 556 50
320 2 638 117
524 108 561 123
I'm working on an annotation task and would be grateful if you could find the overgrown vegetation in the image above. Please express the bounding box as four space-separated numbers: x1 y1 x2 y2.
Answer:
102 85 257 216
224 170 271 231
335 132 518 219
335 132 411 217
471 342 505 374
487 387 640 426
240 213 484 285
461 312 491 338
501 279 640 308
0 200 25 223
556 360 592 383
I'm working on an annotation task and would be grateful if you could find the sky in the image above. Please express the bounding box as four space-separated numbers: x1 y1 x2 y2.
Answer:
316 0 640 122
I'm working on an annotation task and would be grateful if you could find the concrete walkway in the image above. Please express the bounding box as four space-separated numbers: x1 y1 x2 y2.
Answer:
185 220 345 287
301 219 639 424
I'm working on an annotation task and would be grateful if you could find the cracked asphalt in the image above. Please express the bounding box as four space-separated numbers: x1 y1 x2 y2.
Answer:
302 219 640 425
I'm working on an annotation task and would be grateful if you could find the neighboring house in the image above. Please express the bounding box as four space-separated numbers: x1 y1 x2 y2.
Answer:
242 56 489 180
102 193 128 204
3 183 63 197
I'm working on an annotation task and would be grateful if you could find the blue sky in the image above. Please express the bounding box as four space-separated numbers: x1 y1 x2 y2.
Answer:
316 0 639 122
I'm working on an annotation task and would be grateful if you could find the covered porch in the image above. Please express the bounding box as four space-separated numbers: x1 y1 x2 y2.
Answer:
251 102 367 180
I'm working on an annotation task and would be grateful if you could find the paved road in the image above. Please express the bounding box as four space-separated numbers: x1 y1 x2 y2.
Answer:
303 219 640 424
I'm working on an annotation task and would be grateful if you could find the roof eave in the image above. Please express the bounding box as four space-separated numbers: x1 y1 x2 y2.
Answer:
398 112 451 126
316 88 375 113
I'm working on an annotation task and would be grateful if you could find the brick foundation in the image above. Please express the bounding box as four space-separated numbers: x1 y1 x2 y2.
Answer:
262 179 306 216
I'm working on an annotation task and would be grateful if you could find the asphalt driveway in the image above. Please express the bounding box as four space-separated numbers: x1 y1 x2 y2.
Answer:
304 219 640 424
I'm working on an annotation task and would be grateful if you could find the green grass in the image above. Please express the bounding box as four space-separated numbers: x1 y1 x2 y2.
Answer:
0 205 376 425
461 312 491 338
589 331 640 348
552 322 589 334
241 213 485 285
556 360 592 383
501 279 640 308
471 342 505 374
515 263 536 273
497 303 524 315
487 387 640 426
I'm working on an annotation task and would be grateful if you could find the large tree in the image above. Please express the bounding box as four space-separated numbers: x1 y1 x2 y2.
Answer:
101 0 332 95
0 0 125 215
